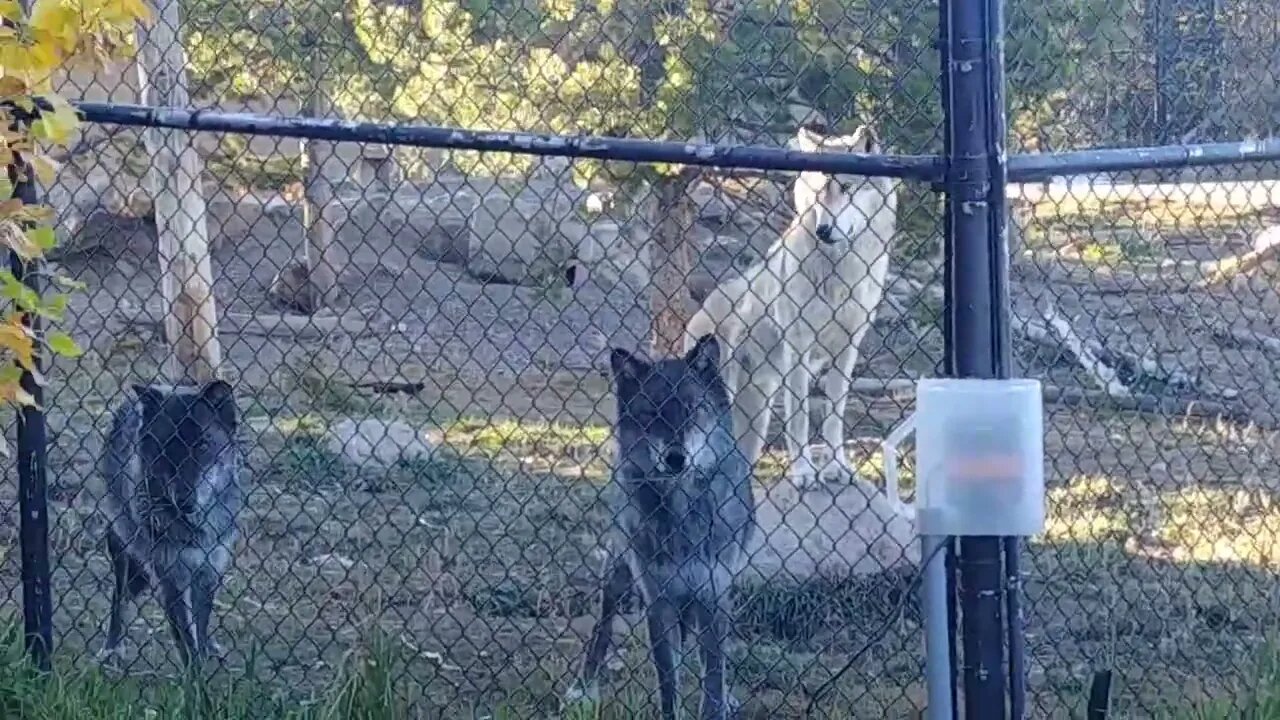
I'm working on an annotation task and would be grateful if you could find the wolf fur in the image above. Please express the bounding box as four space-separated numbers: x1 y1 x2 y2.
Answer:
97 380 243 668
684 124 899 488
570 335 754 720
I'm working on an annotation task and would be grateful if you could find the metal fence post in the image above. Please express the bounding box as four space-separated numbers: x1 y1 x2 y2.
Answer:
9 159 53 672
982 0 1028 714
943 0 1013 717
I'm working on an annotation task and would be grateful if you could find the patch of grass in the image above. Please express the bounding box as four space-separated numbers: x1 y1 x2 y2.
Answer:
263 434 348 490
1163 639 1280 719
1042 474 1280 568
1078 234 1160 265
438 417 612 478
0 618 412 719
1031 193 1264 230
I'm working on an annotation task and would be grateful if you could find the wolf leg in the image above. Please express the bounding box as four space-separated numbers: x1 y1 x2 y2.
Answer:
821 341 863 482
99 531 149 662
693 595 735 720
158 575 201 669
732 348 786 469
782 360 819 487
645 595 684 720
191 562 226 660
567 553 631 703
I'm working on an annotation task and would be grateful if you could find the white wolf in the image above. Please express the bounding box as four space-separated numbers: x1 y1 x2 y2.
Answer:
684 124 899 488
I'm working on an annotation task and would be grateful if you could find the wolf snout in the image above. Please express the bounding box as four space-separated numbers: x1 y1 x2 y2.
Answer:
662 447 687 474
815 223 834 243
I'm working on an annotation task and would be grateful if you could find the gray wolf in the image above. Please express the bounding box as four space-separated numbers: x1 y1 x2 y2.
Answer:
97 380 243 669
684 124 899 489
569 335 755 720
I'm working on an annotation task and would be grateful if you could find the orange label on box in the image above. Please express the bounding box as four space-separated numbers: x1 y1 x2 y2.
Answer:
947 454 1022 481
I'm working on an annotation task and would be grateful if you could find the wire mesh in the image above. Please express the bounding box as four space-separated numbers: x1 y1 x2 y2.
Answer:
1 0 1278 718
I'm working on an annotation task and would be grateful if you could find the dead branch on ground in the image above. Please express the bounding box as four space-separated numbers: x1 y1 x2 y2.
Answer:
1211 324 1280 356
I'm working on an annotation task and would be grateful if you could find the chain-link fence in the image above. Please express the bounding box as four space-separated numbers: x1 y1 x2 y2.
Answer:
2 0 1280 717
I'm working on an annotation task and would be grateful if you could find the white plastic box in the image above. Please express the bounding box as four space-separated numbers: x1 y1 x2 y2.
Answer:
883 378 1045 537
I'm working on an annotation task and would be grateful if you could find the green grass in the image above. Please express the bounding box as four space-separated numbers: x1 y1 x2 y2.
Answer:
1162 640 1280 719
0 619 408 719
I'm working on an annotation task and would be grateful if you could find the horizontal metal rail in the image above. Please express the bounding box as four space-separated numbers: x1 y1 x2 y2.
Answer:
77 102 1280 183
1006 138 1280 181
75 102 942 180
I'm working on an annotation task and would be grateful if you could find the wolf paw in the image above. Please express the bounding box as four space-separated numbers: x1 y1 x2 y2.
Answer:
822 455 861 482
207 638 227 659
787 453 825 489
701 694 743 720
95 644 127 668
562 682 601 715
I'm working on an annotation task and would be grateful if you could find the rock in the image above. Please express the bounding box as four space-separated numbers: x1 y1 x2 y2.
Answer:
690 182 733 226
46 129 153 255
327 417 433 468
741 481 918 585
464 194 579 286
416 214 471 265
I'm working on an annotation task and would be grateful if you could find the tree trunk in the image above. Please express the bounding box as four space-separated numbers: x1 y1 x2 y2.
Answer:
269 38 341 314
631 6 698 360
648 168 697 359
301 43 339 306
137 0 223 384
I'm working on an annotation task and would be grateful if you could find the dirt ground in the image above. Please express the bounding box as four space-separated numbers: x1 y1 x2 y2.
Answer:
2 171 1279 719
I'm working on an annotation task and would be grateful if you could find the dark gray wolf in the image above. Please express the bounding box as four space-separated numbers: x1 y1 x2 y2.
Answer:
568 335 755 720
685 124 900 490
96 380 242 669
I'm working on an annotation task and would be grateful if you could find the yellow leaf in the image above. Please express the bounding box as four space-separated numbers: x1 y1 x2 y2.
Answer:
30 0 76 38
25 40 64 77
0 380 38 407
122 0 152 22
0 314 37 373
0 0 20 23
0 76 28 96
29 95 80 145
0 219 41 260
29 154 59 185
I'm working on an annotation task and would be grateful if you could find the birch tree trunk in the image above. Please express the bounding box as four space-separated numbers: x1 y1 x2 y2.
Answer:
137 0 223 383
268 37 341 313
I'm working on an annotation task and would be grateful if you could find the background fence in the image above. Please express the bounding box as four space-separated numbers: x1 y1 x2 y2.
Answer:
2 0 1280 717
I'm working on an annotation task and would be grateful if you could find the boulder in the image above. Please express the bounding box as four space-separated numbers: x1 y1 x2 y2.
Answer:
327 417 434 468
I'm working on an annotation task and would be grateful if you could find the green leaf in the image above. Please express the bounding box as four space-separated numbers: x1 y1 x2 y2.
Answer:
26 226 56 252
45 330 81 358
51 275 87 292
35 292 68 321
0 270 42 312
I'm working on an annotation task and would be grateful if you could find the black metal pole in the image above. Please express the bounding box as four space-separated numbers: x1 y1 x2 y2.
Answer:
943 0 1010 717
10 160 53 672
936 0 961 715
980 0 1026 714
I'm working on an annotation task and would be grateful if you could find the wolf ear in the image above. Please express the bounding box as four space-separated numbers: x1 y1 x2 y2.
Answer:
850 125 879 153
132 384 165 416
199 379 238 429
609 348 649 388
795 125 824 153
684 334 722 378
